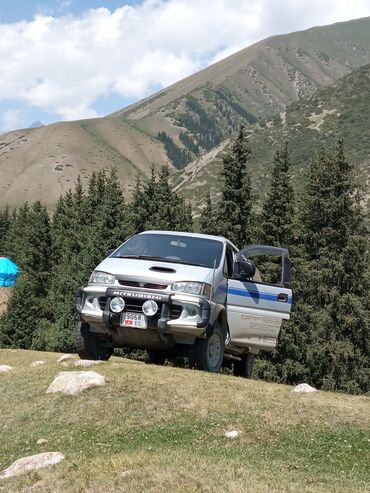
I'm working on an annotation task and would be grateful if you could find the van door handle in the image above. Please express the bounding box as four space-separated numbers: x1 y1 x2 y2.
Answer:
277 293 288 303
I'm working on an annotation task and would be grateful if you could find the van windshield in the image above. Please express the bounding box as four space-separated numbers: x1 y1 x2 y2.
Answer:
112 234 224 269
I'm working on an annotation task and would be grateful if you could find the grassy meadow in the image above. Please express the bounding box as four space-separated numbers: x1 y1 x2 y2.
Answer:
0 349 369 492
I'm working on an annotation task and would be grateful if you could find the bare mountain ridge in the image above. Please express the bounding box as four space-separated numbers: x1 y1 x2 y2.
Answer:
1 16 370 208
115 17 370 122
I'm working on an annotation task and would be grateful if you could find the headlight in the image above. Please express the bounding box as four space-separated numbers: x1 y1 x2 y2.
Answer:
171 281 211 297
89 271 115 284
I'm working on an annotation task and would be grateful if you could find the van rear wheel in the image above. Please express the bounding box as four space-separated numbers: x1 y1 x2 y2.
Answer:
233 353 255 378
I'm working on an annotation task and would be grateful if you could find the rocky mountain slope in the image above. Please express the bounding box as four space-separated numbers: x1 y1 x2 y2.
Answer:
175 63 370 216
1 17 370 208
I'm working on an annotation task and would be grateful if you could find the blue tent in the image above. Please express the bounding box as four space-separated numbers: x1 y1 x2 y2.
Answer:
0 257 20 287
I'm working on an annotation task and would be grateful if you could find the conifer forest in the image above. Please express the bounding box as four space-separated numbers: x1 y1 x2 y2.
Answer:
0 128 369 394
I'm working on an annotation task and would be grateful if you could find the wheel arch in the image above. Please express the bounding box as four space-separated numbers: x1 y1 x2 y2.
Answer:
206 304 229 341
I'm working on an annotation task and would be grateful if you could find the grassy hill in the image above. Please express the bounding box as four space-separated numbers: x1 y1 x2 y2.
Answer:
1 17 370 208
0 118 170 209
176 63 370 216
0 349 369 492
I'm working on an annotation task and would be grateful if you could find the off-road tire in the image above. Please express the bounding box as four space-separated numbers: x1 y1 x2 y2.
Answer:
188 324 225 373
146 350 168 365
233 353 255 378
75 322 113 361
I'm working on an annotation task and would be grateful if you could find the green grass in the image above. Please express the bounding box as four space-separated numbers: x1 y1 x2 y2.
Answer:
0 349 369 492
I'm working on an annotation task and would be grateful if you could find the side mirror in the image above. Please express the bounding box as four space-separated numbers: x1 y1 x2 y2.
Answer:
237 257 256 279
104 248 115 259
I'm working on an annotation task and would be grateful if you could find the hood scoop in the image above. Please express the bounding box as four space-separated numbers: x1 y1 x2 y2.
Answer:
150 265 176 273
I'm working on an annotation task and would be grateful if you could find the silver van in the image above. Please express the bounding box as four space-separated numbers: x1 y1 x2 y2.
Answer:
75 231 292 376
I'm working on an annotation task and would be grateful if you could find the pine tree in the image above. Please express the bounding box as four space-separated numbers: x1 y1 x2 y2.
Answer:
127 166 193 232
199 192 219 235
299 138 369 393
42 169 130 352
260 138 370 393
259 143 295 247
3 203 30 264
255 143 296 285
217 125 252 247
0 201 52 348
0 205 11 253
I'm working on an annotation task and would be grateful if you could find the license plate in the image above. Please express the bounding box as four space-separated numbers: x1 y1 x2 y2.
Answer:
121 312 147 329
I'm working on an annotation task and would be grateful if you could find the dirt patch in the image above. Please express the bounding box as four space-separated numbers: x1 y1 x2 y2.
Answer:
0 287 11 316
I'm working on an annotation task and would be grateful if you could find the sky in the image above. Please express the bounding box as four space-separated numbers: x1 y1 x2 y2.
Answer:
1 0 370 132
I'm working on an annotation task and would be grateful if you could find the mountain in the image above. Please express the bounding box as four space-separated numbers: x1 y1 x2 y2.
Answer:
175 63 370 216
1 17 370 208
28 121 44 129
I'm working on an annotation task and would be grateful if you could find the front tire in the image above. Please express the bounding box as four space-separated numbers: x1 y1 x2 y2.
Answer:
233 353 255 378
75 322 113 361
189 324 225 373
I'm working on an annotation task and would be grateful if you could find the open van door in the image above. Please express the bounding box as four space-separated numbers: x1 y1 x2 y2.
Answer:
226 245 292 352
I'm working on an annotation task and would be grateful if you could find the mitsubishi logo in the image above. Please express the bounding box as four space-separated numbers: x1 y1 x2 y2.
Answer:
139 282 145 287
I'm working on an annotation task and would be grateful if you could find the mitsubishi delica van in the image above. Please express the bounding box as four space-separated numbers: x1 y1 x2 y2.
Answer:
75 231 292 376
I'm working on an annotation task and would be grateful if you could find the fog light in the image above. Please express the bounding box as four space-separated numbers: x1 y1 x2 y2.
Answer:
110 297 125 313
142 300 158 316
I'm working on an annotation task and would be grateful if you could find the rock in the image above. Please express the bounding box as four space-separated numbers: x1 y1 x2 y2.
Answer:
0 365 13 373
292 383 317 394
57 354 75 363
36 438 48 445
46 371 105 395
225 430 239 438
73 359 105 367
121 470 135 478
0 452 64 479
31 360 46 367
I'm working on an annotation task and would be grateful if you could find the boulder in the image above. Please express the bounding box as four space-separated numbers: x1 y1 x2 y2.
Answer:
0 365 13 373
57 354 75 363
31 360 46 367
292 383 317 394
73 359 105 367
46 371 105 395
0 452 64 479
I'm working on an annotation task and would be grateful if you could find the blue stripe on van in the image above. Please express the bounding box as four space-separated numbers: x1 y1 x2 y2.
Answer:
227 287 292 304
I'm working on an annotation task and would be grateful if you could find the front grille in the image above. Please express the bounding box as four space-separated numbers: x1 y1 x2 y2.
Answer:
124 299 146 313
100 296 182 320
117 279 168 290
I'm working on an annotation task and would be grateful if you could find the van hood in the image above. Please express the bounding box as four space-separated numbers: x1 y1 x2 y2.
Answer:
94 257 215 286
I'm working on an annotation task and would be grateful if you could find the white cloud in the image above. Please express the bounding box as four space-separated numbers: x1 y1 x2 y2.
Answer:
0 0 369 125
1 110 23 132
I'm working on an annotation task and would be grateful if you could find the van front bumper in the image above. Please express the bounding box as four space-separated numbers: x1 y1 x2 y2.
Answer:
75 285 211 338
